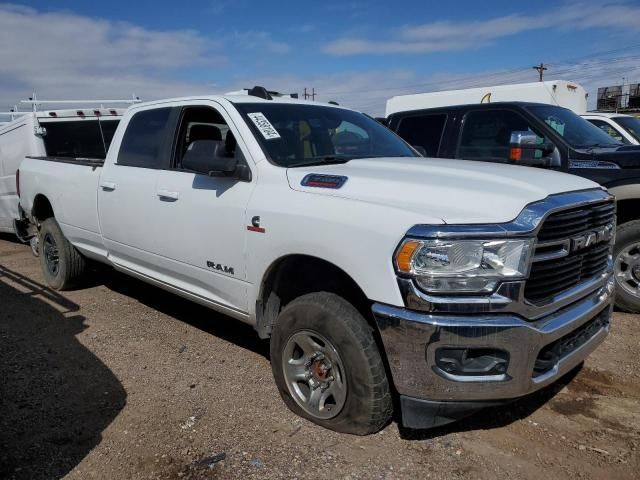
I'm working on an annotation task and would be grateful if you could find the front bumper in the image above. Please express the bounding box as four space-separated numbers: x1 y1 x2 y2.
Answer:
373 274 614 428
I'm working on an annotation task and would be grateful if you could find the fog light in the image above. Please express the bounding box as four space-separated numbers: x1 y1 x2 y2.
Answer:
435 348 509 377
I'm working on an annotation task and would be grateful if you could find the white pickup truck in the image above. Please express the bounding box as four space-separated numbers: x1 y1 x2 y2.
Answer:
17 88 616 434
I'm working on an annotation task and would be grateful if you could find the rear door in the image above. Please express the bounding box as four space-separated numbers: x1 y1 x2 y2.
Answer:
149 101 255 314
98 106 180 273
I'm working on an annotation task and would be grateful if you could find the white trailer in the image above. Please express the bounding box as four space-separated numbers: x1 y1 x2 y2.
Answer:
386 80 588 117
0 97 136 235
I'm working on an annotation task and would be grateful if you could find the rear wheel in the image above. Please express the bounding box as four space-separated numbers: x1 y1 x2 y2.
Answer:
613 220 640 313
38 217 86 290
270 292 392 435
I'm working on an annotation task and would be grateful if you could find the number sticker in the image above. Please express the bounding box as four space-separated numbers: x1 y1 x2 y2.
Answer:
247 112 281 140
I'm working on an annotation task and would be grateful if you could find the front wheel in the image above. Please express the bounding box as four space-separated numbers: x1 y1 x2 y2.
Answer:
613 220 640 313
270 292 392 435
38 217 86 290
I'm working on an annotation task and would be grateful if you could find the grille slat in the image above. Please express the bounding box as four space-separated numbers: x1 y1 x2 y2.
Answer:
525 201 615 303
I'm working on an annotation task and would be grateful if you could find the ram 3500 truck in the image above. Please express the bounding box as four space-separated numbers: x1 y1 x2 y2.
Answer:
17 89 615 434
387 100 640 313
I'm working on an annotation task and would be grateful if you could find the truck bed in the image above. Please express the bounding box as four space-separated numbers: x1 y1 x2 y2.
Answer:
19 156 106 259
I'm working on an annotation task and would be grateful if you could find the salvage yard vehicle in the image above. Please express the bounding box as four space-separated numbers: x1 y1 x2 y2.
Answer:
1 99 128 237
17 87 615 434
387 98 640 313
582 112 640 145
386 80 588 116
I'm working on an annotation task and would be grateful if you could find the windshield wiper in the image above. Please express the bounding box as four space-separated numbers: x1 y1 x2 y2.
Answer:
288 156 354 168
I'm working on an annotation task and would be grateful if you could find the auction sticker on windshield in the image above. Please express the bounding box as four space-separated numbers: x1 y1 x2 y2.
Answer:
247 112 281 140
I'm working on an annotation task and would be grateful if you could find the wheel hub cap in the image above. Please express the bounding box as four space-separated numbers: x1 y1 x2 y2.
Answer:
282 331 347 420
615 243 640 297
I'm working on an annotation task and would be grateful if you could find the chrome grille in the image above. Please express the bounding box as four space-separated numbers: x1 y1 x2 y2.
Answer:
525 201 615 304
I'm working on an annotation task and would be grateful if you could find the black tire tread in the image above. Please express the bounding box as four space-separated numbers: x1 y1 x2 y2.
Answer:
39 217 86 291
614 220 640 313
270 292 392 435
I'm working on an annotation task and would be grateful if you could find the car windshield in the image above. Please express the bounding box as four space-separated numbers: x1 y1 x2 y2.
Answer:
614 116 640 143
527 105 623 149
235 102 416 167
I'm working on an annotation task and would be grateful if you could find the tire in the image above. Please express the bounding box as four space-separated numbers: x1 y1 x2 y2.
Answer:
38 217 86 290
270 292 392 435
613 220 640 313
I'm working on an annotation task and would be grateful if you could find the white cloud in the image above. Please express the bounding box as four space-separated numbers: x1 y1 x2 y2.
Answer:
0 4 289 109
323 2 640 55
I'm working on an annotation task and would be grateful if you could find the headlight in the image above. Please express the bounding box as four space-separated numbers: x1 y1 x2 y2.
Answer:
395 238 534 293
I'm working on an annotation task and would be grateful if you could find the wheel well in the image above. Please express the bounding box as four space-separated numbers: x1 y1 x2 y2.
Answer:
616 198 640 226
256 255 372 339
32 194 54 222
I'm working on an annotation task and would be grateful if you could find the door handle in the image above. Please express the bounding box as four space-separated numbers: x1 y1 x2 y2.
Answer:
100 181 116 191
157 189 179 201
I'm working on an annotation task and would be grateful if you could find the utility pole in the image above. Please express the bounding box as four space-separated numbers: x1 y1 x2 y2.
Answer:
303 88 316 101
533 63 547 82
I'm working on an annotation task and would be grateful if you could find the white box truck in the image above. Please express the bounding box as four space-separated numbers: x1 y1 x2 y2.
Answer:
386 80 588 117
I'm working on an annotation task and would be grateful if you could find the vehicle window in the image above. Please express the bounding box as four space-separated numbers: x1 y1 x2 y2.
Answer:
527 105 623 149
173 106 236 169
117 108 173 168
42 119 119 159
234 103 415 167
586 119 629 144
396 114 446 156
614 116 640 143
458 110 543 161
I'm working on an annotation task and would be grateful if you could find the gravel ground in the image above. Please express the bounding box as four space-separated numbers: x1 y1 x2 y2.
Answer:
0 233 638 479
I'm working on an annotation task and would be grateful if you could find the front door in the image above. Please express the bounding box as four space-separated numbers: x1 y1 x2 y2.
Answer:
150 102 255 314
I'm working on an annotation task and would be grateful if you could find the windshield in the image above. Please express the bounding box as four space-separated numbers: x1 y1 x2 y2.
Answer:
614 116 640 143
527 105 623 149
235 103 416 167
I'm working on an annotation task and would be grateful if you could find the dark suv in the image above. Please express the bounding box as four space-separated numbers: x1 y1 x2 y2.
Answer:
388 102 640 312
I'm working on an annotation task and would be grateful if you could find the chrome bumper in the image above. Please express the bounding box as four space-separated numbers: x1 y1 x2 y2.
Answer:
373 274 614 402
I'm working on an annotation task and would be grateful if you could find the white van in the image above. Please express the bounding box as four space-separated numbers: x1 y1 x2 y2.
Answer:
582 112 640 145
385 80 588 117
0 107 124 234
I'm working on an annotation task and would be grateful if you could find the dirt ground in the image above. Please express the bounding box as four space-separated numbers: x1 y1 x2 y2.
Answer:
0 234 638 480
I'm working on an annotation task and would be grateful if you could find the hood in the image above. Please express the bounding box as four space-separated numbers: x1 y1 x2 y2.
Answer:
573 145 640 168
286 157 600 224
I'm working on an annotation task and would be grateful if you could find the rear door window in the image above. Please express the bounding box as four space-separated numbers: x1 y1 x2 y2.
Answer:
117 108 175 169
458 109 543 162
396 114 447 156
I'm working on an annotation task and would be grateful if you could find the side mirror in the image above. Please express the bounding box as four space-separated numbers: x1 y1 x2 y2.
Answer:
412 145 427 156
182 140 243 178
509 131 558 166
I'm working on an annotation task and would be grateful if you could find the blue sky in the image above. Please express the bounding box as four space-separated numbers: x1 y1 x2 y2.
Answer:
1 1 639 114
